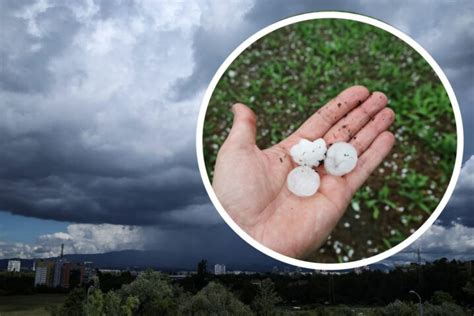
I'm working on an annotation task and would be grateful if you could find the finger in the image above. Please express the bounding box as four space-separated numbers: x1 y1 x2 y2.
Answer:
350 107 395 155
226 103 257 147
345 131 395 193
324 92 388 145
280 85 370 149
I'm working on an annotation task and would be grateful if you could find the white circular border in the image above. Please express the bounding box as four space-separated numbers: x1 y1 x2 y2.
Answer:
196 12 464 270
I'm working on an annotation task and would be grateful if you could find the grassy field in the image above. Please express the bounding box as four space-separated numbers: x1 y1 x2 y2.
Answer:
0 294 66 316
203 19 457 262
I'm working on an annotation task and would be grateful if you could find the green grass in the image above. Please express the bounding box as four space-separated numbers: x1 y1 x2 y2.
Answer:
203 19 457 262
0 294 67 316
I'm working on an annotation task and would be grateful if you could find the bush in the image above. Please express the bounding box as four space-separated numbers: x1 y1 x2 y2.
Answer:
430 290 455 305
252 278 281 315
180 281 252 315
120 270 179 315
380 300 416 316
424 302 466 316
56 288 85 316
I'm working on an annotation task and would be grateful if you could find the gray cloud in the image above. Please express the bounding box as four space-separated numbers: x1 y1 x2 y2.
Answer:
0 0 215 225
439 155 474 227
0 1 81 93
171 1 255 100
388 222 474 264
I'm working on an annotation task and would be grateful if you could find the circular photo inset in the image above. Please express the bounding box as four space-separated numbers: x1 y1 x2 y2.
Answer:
197 13 462 268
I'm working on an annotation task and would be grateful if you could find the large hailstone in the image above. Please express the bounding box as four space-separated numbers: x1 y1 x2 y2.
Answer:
290 138 327 167
287 166 321 197
324 142 358 176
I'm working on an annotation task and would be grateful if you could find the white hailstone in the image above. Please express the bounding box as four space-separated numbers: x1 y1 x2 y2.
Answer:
228 70 237 78
324 142 358 176
351 201 360 212
290 138 327 167
348 249 354 257
287 166 320 197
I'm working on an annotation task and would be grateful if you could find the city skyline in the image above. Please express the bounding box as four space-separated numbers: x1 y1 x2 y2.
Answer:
0 0 473 267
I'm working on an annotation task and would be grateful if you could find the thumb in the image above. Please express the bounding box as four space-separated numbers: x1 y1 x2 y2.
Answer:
227 103 257 147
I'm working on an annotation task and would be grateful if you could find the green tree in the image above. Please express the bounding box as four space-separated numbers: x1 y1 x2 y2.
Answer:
423 302 466 316
430 290 455 305
56 287 85 316
120 269 178 315
103 291 122 316
381 300 415 316
252 278 281 315
84 287 104 316
462 278 474 297
121 295 140 316
181 281 252 315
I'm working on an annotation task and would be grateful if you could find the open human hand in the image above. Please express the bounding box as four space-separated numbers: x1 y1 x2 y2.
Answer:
212 86 395 259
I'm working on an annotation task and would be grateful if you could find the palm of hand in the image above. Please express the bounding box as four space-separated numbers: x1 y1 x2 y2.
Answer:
212 86 395 259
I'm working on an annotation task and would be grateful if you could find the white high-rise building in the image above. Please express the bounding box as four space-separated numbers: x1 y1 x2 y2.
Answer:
7 260 21 272
35 267 48 286
214 264 226 275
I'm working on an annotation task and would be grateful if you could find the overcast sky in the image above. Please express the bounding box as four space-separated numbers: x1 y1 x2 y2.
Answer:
0 0 473 264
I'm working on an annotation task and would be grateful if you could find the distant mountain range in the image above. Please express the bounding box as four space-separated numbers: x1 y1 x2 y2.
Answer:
0 250 394 272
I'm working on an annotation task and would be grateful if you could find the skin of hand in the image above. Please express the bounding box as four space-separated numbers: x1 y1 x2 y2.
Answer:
212 86 395 259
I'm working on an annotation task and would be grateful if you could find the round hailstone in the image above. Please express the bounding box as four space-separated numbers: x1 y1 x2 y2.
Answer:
290 138 327 167
287 166 320 197
324 142 358 176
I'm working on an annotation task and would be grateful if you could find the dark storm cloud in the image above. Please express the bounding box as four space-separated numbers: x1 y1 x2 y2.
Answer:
0 0 216 226
438 155 474 227
0 151 210 225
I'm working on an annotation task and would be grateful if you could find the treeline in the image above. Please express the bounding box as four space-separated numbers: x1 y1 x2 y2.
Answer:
0 271 70 295
267 258 472 306
50 268 470 315
175 258 472 307
0 271 35 295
